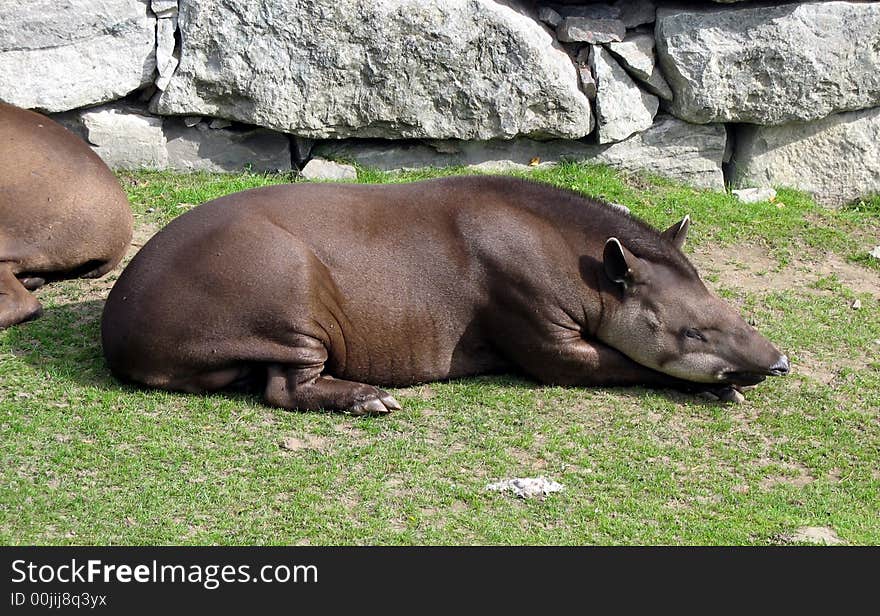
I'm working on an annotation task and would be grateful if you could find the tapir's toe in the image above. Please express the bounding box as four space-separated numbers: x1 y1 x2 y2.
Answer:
350 396 394 416
698 385 745 404
717 387 745 404
381 394 402 411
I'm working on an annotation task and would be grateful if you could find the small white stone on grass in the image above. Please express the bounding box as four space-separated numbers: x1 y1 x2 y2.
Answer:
300 158 357 181
870 246 880 259
732 187 777 203
486 477 564 499
786 526 845 546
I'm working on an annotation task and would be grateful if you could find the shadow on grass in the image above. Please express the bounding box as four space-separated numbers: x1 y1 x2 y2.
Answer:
402 372 724 409
5 299 265 409
6 300 723 410
5 299 115 388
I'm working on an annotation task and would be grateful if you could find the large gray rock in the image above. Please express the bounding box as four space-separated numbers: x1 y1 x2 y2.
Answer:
556 17 625 44
606 33 672 102
0 0 156 112
81 103 168 169
614 0 655 28
56 102 291 172
734 107 880 207
155 13 179 91
315 114 726 189
151 0 178 16
590 46 658 144
156 0 593 140
164 122 292 173
606 33 654 81
656 2 880 124
554 4 620 20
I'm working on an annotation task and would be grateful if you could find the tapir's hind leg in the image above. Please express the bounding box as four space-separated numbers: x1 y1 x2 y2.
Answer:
0 263 43 329
265 366 400 415
262 336 400 415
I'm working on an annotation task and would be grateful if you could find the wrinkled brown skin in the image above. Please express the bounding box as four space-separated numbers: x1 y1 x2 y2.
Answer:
0 102 133 329
102 176 787 415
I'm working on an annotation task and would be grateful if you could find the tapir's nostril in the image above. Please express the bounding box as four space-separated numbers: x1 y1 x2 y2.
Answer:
769 355 790 376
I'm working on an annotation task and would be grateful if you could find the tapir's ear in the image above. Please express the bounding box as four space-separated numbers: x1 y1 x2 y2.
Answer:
661 215 690 250
603 237 638 285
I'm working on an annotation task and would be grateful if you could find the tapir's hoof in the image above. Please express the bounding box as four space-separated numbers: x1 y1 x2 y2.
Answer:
698 386 745 404
0 299 44 330
19 277 47 291
349 392 401 416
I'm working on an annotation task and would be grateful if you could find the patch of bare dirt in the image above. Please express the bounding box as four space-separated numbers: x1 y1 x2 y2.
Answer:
691 243 880 300
279 434 329 453
508 447 549 472
757 460 815 490
394 384 436 400
332 422 370 445
792 350 873 386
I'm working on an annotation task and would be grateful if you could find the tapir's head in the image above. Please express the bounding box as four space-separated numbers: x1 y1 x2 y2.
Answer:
597 216 789 386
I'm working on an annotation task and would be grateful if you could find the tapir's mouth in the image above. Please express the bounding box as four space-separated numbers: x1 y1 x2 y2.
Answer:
722 356 789 385
721 371 769 386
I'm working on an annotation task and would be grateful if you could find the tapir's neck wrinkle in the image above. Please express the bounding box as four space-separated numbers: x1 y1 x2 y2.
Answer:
593 270 609 339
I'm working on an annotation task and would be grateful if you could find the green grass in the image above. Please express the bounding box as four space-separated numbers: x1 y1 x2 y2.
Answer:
2 163 878 545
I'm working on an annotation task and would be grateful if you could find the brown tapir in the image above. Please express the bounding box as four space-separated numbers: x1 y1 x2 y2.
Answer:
0 102 133 329
101 175 789 413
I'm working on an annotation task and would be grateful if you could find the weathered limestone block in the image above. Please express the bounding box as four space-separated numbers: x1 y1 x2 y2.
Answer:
735 107 880 207
0 0 156 112
81 103 168 169
164 121 292 173
590 46 658 144
300 159 358 181
656 2 880 124
155 0 593 140
55 102 291 172
556 17 625 44
155 14 179 91
606 33 672 101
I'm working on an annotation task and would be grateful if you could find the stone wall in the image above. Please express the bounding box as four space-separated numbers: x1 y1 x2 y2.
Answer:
1 0 878 205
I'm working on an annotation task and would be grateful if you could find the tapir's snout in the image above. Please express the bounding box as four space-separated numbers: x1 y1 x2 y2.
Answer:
768 355 790 377
722 353 790 385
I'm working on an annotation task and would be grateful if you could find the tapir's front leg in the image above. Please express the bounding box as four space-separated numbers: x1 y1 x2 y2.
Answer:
509 330 692 389
517 334 744 401
488 315 740 399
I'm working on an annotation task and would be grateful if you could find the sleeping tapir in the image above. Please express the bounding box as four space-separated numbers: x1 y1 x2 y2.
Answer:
101 175 789 413
0 102 133 329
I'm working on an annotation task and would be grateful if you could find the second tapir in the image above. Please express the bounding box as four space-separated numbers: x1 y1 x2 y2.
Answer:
101 176 789 413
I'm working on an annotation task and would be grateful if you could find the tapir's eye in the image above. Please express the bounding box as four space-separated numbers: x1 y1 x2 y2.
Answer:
684 328 706 341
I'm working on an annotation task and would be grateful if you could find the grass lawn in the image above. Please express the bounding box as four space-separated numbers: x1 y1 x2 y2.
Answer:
1 163 878 545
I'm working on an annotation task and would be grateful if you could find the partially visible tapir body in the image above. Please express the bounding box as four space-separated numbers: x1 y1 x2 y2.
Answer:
102 176 788 413
0 102 133 329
